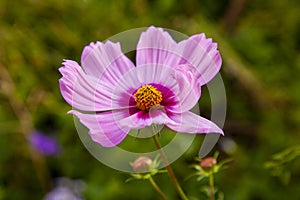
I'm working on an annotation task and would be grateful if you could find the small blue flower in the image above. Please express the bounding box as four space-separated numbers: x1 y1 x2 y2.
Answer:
29 130 61 156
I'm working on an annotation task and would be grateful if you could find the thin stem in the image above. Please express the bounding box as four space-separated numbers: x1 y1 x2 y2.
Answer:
149 176 168 200
152 134 189 200
209 173 215 200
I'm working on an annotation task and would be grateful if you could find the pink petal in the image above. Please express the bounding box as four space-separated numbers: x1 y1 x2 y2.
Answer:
81 41 135 86
136 26 180 68
171 64 202 112
167 111 224 135
176 34 222 86
119 109 176 130
59 60 130 111
69 110 130 147
136 65 178 91
136 27 222 86
135 27 222 113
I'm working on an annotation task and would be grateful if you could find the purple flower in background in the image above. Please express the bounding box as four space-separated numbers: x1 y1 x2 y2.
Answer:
44 177 85 200
59 26 223 147
29 130 61 156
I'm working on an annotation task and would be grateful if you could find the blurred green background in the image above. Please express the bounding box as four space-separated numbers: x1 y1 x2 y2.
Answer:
1 0 300 199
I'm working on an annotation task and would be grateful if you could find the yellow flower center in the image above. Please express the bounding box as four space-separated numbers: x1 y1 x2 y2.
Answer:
134 85 162 110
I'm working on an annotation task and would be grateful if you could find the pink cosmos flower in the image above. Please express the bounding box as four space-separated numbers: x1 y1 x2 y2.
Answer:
59 26 223 147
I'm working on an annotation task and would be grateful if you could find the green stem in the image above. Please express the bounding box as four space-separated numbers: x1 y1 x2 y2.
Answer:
209 173 215 200
152 134 189 200
149 176 168 200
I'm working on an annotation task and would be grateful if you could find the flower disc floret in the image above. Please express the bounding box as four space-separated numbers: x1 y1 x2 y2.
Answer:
134 85 163 110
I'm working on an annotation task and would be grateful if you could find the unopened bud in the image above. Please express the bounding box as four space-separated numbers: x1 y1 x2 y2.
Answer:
200 157 217 169
132 156 153 173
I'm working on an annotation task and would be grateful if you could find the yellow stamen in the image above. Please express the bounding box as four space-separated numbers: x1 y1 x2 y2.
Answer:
134 85 162 110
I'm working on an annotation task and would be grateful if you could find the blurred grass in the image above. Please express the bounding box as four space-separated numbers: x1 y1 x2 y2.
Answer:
0 0 300 199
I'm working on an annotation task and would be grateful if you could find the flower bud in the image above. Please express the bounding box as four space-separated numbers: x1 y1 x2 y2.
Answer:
200 157 217 169
132 156 153 173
